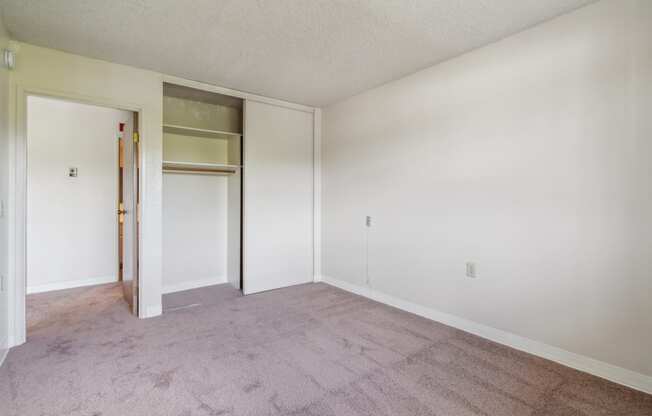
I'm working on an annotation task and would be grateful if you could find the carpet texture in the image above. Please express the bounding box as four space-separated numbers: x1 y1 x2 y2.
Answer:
1 282 650 416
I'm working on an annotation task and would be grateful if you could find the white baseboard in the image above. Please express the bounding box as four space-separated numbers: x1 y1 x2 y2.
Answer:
7 334 18 349
0 336 8 368
162 276 227 295
0 347 7 369
321 275 652 395
26 275 118 294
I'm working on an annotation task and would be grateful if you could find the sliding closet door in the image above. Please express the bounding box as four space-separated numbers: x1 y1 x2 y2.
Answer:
243 100 313 295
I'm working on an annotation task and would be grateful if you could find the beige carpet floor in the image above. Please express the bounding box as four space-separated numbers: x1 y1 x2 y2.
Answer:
1 282 650 416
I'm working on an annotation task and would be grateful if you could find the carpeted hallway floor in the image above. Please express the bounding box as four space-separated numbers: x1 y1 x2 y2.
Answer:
1 282 650 416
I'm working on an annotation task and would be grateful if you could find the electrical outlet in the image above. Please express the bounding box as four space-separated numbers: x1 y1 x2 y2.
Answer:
465 262 477 278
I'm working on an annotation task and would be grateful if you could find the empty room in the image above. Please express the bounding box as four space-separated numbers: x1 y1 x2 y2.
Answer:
0 1 650 415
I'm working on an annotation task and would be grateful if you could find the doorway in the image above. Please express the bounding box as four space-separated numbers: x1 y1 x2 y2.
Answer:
24 95 140 334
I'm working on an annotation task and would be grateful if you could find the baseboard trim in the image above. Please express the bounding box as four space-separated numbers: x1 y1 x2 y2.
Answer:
7 334 18 349
0 336 8 368
162 276 227 295
26 275 118 294
141 304 162 319
321 275 652 394
0 347 7 369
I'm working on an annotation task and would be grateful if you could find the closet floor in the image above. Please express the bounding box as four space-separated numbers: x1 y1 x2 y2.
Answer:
163 283 242 312
2 282 650 416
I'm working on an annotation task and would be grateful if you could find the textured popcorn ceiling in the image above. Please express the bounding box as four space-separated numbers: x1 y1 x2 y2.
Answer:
0 0 596 106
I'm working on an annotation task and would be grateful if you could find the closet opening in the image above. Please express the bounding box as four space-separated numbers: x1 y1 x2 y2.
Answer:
161 83 244 311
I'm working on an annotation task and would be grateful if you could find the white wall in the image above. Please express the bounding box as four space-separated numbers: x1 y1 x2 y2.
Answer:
322 0 652 386
0 13 11 353
25 96 130 293
162 174 228 293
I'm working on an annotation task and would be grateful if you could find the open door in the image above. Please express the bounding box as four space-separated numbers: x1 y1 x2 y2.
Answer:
120 113 139 314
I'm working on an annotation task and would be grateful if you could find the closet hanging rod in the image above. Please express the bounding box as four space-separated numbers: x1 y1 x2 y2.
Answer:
162 160 242 169
162 166 236 176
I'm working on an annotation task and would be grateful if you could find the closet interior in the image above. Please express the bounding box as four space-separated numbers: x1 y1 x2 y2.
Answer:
161 83 243 303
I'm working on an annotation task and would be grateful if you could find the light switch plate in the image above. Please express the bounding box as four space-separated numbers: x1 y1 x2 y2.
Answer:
466 262 477 278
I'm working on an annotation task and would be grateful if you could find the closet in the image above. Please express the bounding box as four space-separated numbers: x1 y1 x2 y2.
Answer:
162 81 315 300
162 83 243 294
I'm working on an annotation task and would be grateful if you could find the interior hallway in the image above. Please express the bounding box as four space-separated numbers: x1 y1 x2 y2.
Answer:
1 282 650 416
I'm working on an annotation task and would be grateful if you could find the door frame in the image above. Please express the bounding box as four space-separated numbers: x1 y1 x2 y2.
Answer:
118 130 125 282
8 85 144 347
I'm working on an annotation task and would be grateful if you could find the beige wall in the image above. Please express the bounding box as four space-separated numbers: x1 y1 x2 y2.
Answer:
322 0 652 387
163 96 241 134
163 95 240 164
163 133 229 164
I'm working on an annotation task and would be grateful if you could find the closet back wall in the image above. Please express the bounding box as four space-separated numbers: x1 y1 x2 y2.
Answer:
162 174 227 293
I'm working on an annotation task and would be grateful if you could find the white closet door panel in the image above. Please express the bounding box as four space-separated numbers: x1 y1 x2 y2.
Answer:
243 100 313 295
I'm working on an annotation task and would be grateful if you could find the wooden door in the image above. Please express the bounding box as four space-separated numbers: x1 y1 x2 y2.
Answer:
121 113 139 314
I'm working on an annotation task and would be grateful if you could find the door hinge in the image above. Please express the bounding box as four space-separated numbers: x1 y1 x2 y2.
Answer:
133 132 139 144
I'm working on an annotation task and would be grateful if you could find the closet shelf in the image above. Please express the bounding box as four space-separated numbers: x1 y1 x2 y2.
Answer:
163 123 242 139
162 160 241 176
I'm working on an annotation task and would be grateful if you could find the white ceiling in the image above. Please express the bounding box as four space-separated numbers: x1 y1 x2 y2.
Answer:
0 0 596 107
